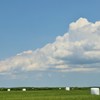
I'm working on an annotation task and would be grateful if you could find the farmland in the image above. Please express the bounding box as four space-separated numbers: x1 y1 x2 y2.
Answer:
0 88 100 100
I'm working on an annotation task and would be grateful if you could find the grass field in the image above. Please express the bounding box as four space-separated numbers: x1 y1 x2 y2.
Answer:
0 89 100 100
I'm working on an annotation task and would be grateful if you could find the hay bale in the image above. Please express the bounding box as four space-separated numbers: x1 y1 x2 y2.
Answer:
7 89 10 91
91 88 99 95
65 87 70 91
22 88 26 91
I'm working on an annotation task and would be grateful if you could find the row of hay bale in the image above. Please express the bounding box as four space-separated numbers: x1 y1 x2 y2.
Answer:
65 87 100 95
58 87 70 90
7 87 100 95
7 88 26 92
7 87 70 91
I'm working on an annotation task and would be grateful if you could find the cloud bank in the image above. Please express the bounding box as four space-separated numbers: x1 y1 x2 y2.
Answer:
0 18 100 73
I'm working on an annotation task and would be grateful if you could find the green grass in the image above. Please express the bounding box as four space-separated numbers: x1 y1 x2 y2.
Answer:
0 89 100 100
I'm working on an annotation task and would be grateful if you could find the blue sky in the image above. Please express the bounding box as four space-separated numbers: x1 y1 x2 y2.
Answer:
0 0 100 87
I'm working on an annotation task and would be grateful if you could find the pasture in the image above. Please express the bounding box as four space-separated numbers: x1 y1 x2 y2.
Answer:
0 88 100 100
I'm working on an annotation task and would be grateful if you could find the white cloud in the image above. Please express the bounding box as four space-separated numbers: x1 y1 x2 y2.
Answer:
69 18 89 30
0 18 100 73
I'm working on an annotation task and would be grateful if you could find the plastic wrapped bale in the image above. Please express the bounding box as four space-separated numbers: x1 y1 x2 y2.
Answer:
65 87 70 91
7 89 10 91
22 88 26 91
91 88 99 95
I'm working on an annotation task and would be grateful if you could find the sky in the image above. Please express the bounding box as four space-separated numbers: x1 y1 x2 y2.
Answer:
0 0 100 87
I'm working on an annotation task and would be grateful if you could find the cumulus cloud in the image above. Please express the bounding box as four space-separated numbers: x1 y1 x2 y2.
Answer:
0 18 100 73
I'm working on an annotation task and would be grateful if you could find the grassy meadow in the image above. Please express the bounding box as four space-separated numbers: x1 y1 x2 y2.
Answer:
0 88 100 100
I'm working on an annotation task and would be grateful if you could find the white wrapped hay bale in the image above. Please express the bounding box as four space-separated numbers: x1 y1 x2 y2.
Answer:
7 89 10 91
22 88 26 91
91 88 99 95
59 88 61 89
65 87 70 91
